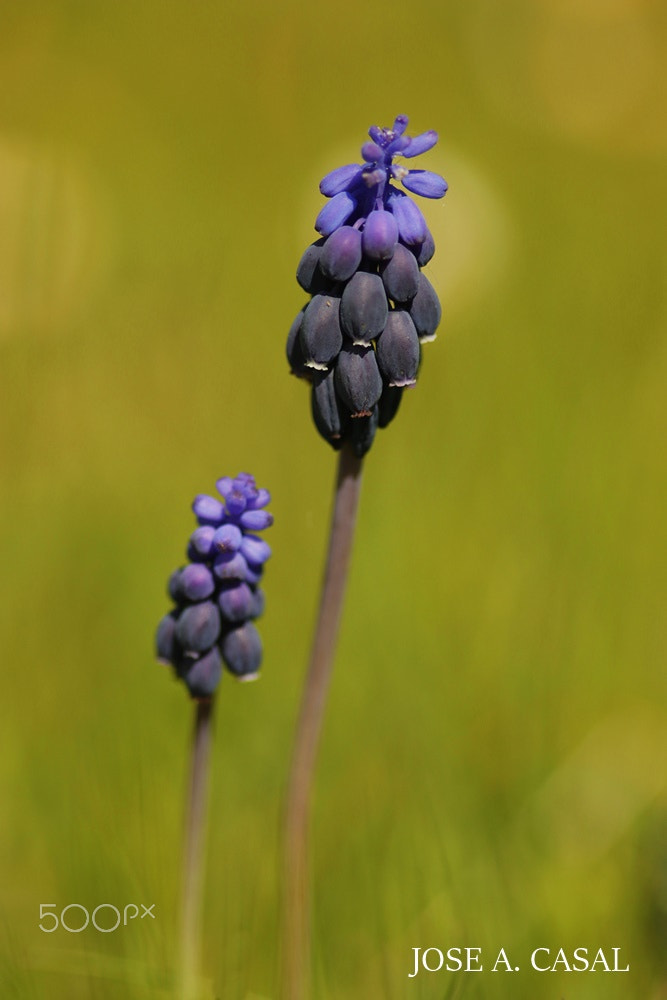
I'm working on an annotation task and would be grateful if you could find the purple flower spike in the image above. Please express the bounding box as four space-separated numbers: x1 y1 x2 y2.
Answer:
156 472 273 697
288 114 446 455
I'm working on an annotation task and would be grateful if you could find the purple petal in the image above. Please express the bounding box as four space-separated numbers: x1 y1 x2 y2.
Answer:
387 189 428 245
368 125 384 145
402 170 448 199
319 164 362 197
402 130 438 159
315 191 357 236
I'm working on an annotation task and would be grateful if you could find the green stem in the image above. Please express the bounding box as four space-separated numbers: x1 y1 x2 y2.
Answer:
282 442 364 1000
180 697 214 1000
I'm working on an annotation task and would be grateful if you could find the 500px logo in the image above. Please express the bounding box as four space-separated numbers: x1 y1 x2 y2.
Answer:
38 903 156 933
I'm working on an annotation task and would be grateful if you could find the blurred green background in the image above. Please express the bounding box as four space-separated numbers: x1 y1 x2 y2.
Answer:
1 1 666 997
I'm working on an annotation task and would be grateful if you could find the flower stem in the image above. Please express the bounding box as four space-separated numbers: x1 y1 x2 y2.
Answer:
180 697 214 1000
282 442 364 1000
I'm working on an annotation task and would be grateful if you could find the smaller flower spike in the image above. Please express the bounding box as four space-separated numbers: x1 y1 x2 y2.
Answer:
287 115 446 456
156 473 273 698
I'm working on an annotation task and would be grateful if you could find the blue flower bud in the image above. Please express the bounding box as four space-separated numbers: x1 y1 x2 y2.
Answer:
340 272 388 346
387 189 428 244
315 191 357 236
334 343 383 417
402 169 448 200
402 130 438 158
409 273 442 342
378 385 403 428
217 581 257 623
297 239 328 294
212 523 243 554
192 494 225 525
156 611 179 665
239 509 274 531
286 307 310 379
240 534 271 566
362 209 398 260
319 164 362 197
300 294 343 371
319 226 363 282
188 525 217 560
181 645 222 699
380 243 420 303
221 622 263 680
350 405 379 458
176 601 221 653
376 310 421 387
311 368 348 447
180 563 215 601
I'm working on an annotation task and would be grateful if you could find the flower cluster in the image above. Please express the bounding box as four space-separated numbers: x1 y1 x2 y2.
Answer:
156 473 273 699
287 115 446 457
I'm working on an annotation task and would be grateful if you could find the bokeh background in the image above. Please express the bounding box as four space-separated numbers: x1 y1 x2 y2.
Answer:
1 1 666 997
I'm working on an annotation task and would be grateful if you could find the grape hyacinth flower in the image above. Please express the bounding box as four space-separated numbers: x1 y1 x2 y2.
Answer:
283 118 447 1000
156 473 272 999
287 114 446 457
156 472 273 698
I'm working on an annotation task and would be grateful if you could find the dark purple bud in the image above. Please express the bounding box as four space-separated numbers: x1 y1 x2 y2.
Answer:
175 601 221 653
387 190 428 245
311 368 348 445
156 611 179 665
286 307 310 378
222 622 263 680
402 130 438 158
168 568 185 603
412 229 435 266
239 509 273 531
218 581 257 623
376 310 420 387
240 534 271 565
297 239 328 294
362 209 398 260
300 294 343 371
249 587 265 619
402 169 448 199
319 164 362 197
182 645 222 699
315 191 357 236
319 226 362 282
340 272 388 345
192 494 225 525
409 273 442 342
350 405 379 458
334 343 383 417
180 563 215 601
378 385 404 428
212 523 243 554
361 141 383 162
380 243 420 302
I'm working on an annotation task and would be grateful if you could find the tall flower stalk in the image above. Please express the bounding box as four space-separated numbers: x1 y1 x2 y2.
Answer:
283 116 447 998
155 473 273 998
